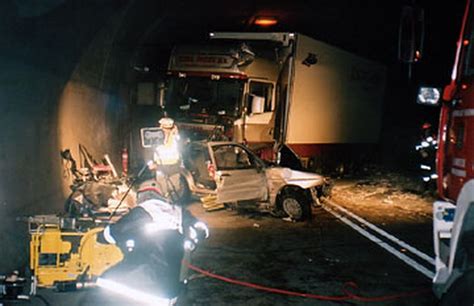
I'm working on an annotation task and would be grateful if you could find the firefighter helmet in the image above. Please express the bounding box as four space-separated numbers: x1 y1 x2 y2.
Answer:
136 180 165 204
158 117 175 129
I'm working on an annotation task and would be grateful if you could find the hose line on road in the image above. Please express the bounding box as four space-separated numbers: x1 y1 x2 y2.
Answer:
184 261 431 302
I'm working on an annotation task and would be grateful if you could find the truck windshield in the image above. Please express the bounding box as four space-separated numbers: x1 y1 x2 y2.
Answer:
166 76 244 118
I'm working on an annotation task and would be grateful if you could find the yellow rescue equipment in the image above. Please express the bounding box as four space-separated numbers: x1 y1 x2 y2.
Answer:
28 216 123 287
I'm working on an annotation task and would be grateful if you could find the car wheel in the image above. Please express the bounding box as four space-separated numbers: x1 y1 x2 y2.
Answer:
439 269 474 306
280 190 311 221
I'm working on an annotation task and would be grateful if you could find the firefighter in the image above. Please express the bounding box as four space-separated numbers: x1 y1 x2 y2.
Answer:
97 181 209 304
149 117 182 199
415 122 438 186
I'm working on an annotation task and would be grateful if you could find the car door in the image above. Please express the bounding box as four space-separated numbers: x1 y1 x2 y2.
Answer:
207 142 268 203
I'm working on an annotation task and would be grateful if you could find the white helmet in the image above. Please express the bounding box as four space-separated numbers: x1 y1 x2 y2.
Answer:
158 117 174 129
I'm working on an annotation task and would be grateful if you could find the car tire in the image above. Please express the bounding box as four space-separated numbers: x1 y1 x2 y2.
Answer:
280 190 311 221
439 269 474 306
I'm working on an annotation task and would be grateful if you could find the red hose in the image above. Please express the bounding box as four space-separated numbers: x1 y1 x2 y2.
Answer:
184 261 430 302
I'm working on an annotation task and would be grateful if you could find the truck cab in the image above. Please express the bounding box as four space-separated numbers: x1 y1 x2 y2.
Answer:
165 35 286 151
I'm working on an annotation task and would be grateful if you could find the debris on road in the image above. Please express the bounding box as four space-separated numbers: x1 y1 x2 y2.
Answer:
330 169 435 223
200 195 225 211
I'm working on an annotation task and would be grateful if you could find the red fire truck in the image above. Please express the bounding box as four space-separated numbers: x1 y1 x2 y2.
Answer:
413 1 474 303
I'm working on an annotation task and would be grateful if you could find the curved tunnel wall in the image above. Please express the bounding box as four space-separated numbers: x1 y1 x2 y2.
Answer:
0 1 130 273
57 13 130 196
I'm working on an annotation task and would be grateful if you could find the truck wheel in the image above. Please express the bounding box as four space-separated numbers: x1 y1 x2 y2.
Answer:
439 269 474 306
280 191 311 221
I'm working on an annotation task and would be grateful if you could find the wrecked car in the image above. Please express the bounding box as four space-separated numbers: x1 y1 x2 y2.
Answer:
61 148 136 219
182 141 331 221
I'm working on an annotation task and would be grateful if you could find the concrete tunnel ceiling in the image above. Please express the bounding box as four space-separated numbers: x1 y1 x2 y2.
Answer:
0 0 465 273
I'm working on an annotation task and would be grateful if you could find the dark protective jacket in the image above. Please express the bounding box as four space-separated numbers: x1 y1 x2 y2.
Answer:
99 198 199 298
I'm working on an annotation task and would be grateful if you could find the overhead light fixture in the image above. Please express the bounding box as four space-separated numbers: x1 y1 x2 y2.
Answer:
254 17 278 26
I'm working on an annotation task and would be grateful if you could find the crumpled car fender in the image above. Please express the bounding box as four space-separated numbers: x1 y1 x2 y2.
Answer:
265 167 325 206
266 167 324 189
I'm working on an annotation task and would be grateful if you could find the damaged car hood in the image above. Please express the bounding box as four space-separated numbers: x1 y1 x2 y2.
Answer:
266 167 324 189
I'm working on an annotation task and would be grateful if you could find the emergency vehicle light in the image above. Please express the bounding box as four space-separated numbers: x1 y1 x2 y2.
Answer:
254 17 278 26
416 86 441 106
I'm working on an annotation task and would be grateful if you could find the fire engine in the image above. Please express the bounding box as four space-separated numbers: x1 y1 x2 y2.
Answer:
412 1 474 303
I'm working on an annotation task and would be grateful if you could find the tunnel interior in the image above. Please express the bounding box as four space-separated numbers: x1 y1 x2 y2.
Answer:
0 0 464 273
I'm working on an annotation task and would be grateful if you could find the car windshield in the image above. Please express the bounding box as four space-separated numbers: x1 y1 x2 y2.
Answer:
166 76 244 118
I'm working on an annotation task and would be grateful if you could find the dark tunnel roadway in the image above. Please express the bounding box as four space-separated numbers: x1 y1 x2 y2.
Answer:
11 199 437 305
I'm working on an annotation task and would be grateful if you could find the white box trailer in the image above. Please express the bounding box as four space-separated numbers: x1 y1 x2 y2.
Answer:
283 35 386 167
165 32 386 171
288 35 385 144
